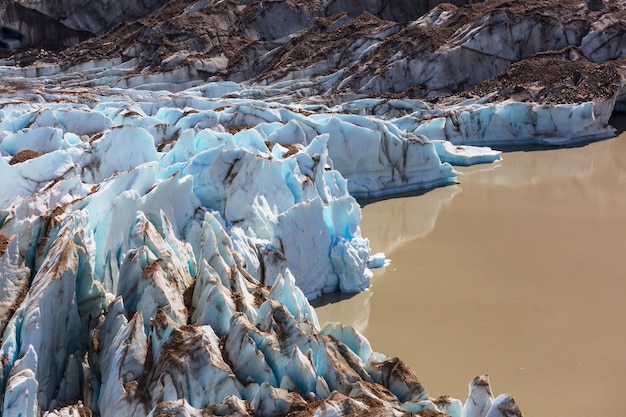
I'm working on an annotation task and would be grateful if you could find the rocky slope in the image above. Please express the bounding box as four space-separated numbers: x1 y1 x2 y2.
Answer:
2 0 623 101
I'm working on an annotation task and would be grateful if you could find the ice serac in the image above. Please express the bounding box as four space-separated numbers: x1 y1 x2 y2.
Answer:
0 91 387 298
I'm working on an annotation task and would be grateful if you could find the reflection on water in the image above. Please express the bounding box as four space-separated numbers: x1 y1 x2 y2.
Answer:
360 185 460 257
316 123 626 417
312 290 373 334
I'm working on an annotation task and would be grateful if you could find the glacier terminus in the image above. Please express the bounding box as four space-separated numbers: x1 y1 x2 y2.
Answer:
2 0 626 415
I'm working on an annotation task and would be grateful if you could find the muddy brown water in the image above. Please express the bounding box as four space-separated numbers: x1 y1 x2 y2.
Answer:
316 117 626 417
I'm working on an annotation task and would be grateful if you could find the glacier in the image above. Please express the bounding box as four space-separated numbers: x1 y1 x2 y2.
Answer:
0 84 522 416
0 51 620 417
2 0 626 414
0 57 618 417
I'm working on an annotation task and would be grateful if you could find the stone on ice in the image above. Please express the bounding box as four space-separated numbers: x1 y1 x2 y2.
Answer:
13 148 83 184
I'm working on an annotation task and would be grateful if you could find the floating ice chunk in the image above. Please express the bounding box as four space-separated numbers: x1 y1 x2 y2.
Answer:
367 252 388 268
328 220 372 294
432 140 502 166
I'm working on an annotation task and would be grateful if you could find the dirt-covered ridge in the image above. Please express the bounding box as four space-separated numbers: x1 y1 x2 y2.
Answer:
1 0 624 104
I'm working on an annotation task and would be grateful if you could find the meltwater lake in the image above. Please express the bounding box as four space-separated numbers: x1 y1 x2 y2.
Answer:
316 115 626 417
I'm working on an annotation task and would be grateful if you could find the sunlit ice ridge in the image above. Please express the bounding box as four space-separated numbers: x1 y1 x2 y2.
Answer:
1 0 626 415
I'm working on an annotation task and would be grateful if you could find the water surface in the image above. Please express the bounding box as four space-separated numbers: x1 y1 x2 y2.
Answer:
316 119 626 416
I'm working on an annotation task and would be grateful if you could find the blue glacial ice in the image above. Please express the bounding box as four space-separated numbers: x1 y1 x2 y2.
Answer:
0 78 593 415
